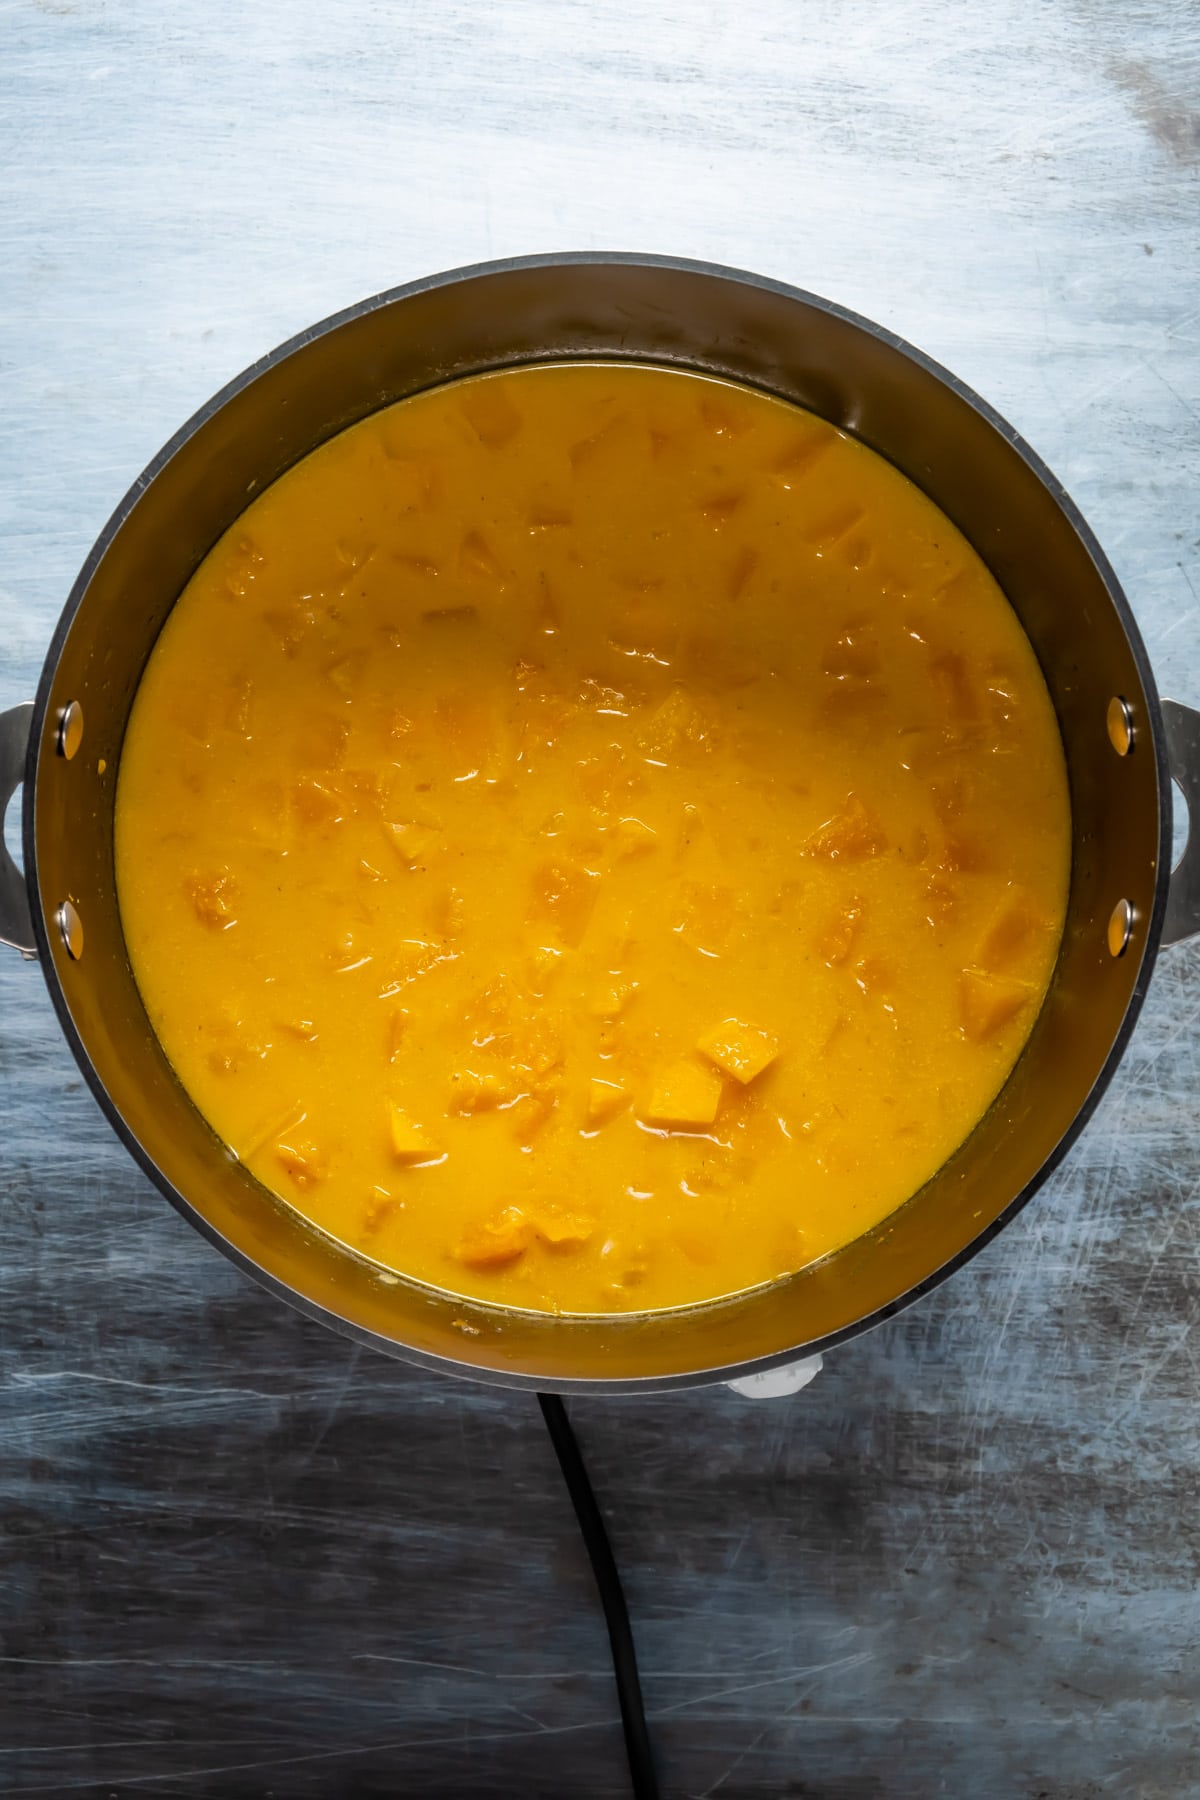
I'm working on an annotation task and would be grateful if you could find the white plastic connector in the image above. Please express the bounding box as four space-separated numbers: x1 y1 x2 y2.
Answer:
723 1353 823 1399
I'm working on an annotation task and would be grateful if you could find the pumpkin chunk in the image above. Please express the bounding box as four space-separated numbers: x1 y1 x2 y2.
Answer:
386 820 439 866
801 795 885 862
643 1061 723 1129
533 1207 596 1250
587 1078 630 1125
389 1108 439 1163
697 1019 780 1086
959 969 1038 1043
455 1207 530 1269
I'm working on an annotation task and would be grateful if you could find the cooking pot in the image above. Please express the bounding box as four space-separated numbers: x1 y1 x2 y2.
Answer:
3 253 1198 1392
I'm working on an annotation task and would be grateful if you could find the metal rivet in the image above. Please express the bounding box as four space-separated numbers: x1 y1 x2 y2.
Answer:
1107 898 1133 958
1107 695 1134 757
57 900 83 961
57 701 84 761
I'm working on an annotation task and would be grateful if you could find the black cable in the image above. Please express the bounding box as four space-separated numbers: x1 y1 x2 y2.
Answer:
537 1392 660 1800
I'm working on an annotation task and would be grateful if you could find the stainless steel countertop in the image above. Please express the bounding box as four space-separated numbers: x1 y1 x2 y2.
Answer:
2 3 1197 1794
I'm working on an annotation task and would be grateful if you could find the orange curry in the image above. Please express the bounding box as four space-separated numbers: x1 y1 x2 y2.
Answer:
116 363 1070 1314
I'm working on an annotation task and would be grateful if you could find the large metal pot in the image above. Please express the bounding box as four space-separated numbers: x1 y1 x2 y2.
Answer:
3 254 1198 1391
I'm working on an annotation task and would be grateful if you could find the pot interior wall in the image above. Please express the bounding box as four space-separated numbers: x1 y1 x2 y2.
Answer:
29 259 1165 1387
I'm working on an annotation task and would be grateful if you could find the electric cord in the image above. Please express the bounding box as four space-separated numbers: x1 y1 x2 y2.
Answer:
537 1392 661 1800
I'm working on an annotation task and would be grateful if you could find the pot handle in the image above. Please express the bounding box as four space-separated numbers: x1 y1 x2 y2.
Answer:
1163 698 1200 947
0 702 36 959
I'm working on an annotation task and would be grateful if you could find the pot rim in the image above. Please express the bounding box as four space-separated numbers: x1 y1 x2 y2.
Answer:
22 251 1176 1390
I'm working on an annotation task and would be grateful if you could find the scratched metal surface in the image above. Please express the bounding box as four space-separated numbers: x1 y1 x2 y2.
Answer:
2 2 1199 1796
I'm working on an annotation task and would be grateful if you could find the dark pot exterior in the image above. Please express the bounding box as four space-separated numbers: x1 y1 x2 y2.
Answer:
4 254 1199 1391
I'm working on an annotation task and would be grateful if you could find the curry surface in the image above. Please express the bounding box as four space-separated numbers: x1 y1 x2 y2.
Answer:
116 363 1070 1314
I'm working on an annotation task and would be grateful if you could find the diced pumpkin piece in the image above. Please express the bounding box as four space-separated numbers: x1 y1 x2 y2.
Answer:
326 656 358 696
459 529 506 586
837 530 874 572
638 686 717 756
979 891 1050 973
185 871 237 929
528 496 573 530
421 603 478 627
508 1089 557 1144
983 664 1021 727
727 544 758 600
818 898 866 968
697 1019 780 1086
768 423 838 489
698 488 746 526
219 534 266 599
822 626 880 681
240 1101 307 1160
699 394 751 437
275 1139 325 1187
377 937 447 992
293 778 342 825
292 710 349 771
959 969 1038 1043
673 881 737 955
853 956 895 1001
587 1077 630 1125
449 1069 509 1114
394 552 440 580
569 414 627 468
577 743 644 809
435 691 499 776
455 1206 530 1269
389 1107 439 1163
683 632 761 691
339 768 385 817
931 565 977 606
508 1016 564 1079
923 877 960 927
589 980 636 1019
334 535 374 574
264 600 321 656
363 1188 400 1235
675 1229 719 1266
535 580 562 634
376 446 435 509
386 1007 409 1063
799 499 865 548
930 651 980 722
609 600 679 663
929 774 971 823
801 795 884 862
385 820 439 865
613 816 657 857
529 862 600 948
939 830 989 875
643 1060 724 1129
533 1207 596 1250
460 382 521 449
820 682 887 727
529 945 566 995
428 886 465 940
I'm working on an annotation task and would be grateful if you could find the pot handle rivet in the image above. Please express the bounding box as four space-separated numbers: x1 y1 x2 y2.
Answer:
1107 695 1134 756
1161 699 1200 948
56 900 83 962
57 700 84 761
0 701 37 959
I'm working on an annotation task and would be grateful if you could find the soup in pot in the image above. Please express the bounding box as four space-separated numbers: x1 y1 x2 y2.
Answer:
116 362 1070 1315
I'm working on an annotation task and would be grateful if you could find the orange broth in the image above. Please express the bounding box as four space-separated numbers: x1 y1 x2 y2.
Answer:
115 363 1070 1314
